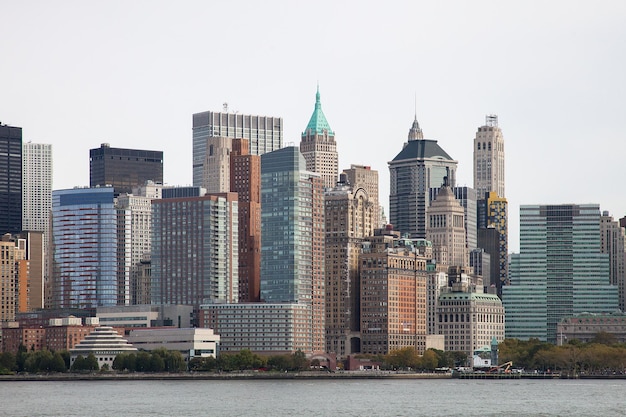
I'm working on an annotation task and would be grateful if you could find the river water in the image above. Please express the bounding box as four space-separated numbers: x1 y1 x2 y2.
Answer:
1 378 624 416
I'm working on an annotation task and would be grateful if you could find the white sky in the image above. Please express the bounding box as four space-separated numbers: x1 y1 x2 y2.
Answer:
2 1 625 252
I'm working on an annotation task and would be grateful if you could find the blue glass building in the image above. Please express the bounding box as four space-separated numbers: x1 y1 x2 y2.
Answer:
51 187 117 308
503 204 619 343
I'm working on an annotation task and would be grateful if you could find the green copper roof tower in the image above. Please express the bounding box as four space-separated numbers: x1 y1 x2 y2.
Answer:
304 85 334 136
300 85 338 188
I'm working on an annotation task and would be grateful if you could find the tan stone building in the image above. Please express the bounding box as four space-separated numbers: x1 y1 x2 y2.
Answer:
324 179 376 357
360 228 429 355
341 164 381 228
473 114 505 198
436 271 504 356
427 178 468 268
300 87 338 189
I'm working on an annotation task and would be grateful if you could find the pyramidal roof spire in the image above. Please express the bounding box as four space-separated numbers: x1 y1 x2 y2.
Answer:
304 84 334 136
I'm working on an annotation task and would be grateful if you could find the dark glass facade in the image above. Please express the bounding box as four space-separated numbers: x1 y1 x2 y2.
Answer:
89 143 163 196
0 125 22 234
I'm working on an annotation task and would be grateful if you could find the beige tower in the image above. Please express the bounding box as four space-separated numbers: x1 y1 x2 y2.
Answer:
202 137 233 193
473 115 505 198
300 86 338 189
324 178 376 357
341 164 381 228
427 176 468 268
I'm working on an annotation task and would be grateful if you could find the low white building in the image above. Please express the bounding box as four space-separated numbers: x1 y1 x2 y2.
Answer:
127 328 220 359
70 326 137 369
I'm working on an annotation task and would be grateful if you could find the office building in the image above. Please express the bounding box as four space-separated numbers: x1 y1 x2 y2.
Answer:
557 312 626 345
50 187 118 309
477 191 508 293
324 176 376 357
261 146 325 352
192 110 282 187
426 176 468 268
300 87 338 188
230 139 262 302
97 304 194 330
342 164 382 228
128 328 220 359
599 211 626 312
116 181 162 305
0 234 26 322
360 228 429 355
0 124 22 235
503 204 619 343
388 116 457 239
430 185 477 250
151 192 239 310
22 142 52 235
89 143 163 196
436 271 504 356
473 115 505 198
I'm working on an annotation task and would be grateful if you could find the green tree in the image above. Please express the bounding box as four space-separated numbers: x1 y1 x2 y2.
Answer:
149 353 165 372
165 351 186 372
421 349 439 371
85 353 99 371
50 352 67 372
0 352 17 374
71 355 86 372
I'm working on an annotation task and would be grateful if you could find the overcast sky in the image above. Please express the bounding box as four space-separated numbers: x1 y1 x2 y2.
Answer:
2 1 625 252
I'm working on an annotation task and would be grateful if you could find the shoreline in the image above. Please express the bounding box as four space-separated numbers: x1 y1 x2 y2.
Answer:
2 371 625 381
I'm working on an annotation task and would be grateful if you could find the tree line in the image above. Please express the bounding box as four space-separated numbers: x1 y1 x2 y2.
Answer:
499 333 626 375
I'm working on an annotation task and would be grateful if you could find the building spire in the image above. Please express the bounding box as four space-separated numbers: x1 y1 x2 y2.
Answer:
304 84 334 136
408 114 424 141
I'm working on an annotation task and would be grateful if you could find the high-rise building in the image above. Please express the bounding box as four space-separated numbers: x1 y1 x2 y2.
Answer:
503 204 619 343
261 146 325 352
430 186 477 250
477 191 508 293
300 87 338 189
600 211 626 312
192 110 282 187
0 233 26 322
89 143 163 196
202 136 232 193
324 176 376 357
473 115 505 198
388 116 457 239
0 124 23 235
22 142 52 234
230 139 262 302
50 187 118 309
116 181 162 305
427 177 468 268
360 228 429 355
151 192 239 311
342 164 381 228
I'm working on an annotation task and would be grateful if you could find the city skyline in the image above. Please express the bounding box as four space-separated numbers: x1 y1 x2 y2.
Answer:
2 2 626 252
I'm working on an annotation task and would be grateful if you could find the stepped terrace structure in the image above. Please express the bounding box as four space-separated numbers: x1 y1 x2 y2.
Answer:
69 326 137 369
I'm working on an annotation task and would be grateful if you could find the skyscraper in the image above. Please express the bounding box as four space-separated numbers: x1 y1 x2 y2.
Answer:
151 192 239 310
50 187 118 309
89 143 163 196
116 181 162 305
324 176 376 357
503 204 619 343
342 164 381 228
22 142 52 235
473 115 505 198
300 87 338 189
0 124 23 235
477 191 508 292
430 186 477 250
600 211 626 312
427 177 468 268
360 228 429 355
261 146 325 352
202 136 232 193
0 233 26 322
230 139 262 302
192 110 282 187
388 116 458 239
